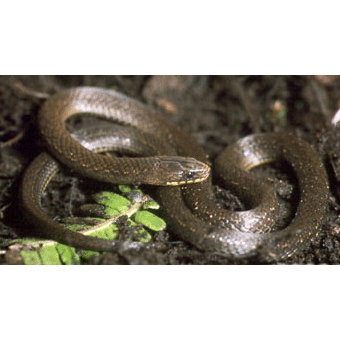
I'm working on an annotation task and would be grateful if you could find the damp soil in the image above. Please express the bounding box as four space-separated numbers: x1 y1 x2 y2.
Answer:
1 75 340 265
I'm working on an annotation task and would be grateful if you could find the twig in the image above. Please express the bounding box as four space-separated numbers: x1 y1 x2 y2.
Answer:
0 129 25 148
310 77 329 118
9 79 50 99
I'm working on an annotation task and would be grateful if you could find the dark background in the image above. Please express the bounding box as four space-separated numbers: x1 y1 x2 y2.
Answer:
1 75 340 264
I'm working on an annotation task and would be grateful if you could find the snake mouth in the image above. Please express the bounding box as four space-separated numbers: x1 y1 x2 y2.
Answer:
165 177 208 185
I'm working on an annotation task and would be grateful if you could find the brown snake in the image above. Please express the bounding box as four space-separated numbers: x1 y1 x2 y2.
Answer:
20 87 329 261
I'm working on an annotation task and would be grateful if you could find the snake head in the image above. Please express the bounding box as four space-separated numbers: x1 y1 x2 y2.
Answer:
152 156 210 186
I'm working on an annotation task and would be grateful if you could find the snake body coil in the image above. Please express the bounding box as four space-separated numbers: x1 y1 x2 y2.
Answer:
20 87 329 261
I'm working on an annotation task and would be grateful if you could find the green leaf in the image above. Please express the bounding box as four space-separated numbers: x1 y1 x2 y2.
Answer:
95 192 130 212
20 248 43 265
134 211 166 231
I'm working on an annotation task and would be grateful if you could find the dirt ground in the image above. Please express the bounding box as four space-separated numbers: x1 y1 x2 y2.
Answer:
1 75 340 265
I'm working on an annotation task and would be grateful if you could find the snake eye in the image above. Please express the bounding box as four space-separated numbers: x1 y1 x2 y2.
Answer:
185 172 194 180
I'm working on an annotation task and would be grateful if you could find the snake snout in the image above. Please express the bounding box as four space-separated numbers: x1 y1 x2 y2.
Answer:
155 156 210 185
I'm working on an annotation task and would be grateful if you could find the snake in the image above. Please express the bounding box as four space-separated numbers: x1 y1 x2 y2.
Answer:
19 86 329 262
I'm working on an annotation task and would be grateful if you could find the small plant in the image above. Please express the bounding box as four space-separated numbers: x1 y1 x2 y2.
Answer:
7 186 166 265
